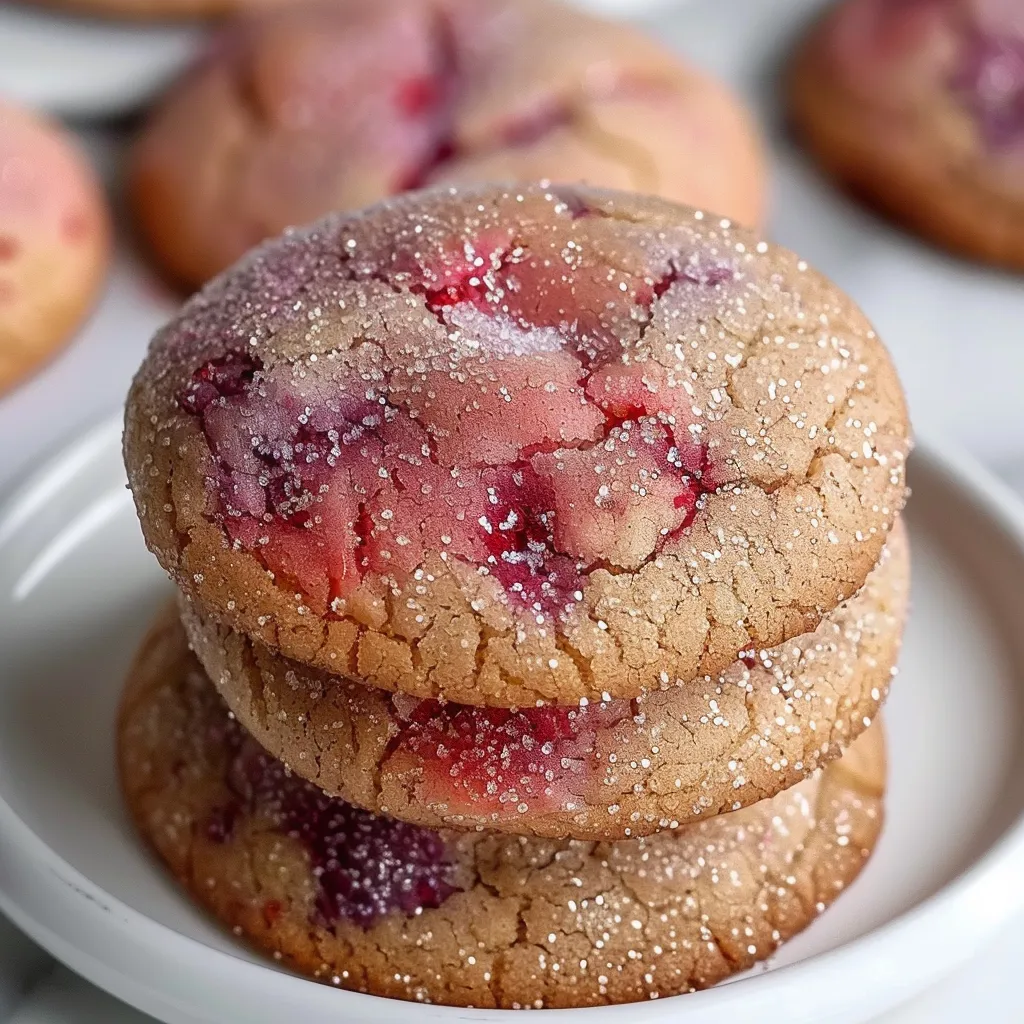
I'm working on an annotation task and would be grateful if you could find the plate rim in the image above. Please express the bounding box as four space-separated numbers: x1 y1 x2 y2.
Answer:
2 414 1024 1022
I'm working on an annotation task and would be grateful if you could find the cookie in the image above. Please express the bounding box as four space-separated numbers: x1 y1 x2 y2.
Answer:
180 519 907 841
789 0 1024 270
119 608 886 1009
130 0 765 287
124 182 910 708
0 100 110 394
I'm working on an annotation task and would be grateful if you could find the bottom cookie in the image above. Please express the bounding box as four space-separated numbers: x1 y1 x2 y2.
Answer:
118 610 887 1010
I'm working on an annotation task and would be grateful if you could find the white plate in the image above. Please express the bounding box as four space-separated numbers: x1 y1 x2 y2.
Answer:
0 4 204 119
1 421 1024 1024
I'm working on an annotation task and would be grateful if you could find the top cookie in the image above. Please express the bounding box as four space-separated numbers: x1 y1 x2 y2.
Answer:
131 0 765 287
789 0 1024 269
124 183 910 707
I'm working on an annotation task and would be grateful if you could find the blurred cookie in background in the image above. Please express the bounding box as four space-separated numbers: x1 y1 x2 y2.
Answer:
130 0 766 288
0 99 110 395
789 0 1024 271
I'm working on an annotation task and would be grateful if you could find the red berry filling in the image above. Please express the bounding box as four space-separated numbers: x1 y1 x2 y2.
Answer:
177 351 260 416
640 260 737 307
206 723 456 928
416 243 519 314
177 221 735 620
533 417 706 569
389 697 630 816
395 74 446 119
475 465 584 615
547 185 592 219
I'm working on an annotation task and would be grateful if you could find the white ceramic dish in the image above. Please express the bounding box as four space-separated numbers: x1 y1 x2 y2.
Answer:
0 4 203 119
0 422 1023 1024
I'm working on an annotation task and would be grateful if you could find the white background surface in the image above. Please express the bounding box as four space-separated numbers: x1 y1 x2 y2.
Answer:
0 0 1023 1019
0 4 201 118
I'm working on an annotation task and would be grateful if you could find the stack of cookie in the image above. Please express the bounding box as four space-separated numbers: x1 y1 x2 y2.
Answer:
120 182 911 1010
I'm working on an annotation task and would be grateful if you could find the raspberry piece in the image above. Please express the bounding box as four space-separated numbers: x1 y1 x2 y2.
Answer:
476 465 584 617
177 351 260 415
390 698 629 816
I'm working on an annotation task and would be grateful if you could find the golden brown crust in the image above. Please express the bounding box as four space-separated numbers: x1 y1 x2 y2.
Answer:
0 100 110 394
118 608 886 1009
180 520 907 840
130 0 765 288
788 4 1024 271
124 183 910 707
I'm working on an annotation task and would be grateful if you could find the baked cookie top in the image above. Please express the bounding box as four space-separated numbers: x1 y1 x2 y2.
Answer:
119 607 886 1009
803 0 1023 206
125 182 910 706
130 0 764 286
181 520 907 840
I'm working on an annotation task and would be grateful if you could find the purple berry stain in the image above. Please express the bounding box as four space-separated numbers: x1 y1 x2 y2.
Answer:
205 723 457 929
951 26 1024 149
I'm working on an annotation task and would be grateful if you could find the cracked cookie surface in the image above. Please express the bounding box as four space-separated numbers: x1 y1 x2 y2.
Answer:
181 520 907 841
130 0 765 287
789 0 1024 269
124 182 910 707
119 607 886 1010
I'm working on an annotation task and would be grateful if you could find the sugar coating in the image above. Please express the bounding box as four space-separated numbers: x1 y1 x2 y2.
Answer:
0 99 110 393
118 610 886 1010
130 0 765 286
124 182 910 707
181 520 908 841
790 0 1024 268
